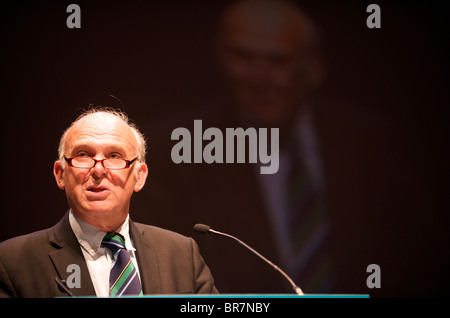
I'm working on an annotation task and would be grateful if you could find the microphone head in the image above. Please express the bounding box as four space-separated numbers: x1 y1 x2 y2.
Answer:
193 224 211 235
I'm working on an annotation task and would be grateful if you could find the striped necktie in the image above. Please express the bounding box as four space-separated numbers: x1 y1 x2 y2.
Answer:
286 141 334 293
101 233 143 297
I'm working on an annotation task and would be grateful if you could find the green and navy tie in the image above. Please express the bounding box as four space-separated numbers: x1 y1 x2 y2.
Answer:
286 140 335 293
102 233 143 296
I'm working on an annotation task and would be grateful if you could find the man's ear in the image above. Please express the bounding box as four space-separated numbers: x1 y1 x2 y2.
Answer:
54 161 66 190
134 163 148 192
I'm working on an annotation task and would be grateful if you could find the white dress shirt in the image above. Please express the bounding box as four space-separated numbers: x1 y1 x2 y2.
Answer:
68 210 142 297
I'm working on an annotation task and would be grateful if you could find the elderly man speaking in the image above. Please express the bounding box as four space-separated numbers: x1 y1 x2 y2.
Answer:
0 108 218 297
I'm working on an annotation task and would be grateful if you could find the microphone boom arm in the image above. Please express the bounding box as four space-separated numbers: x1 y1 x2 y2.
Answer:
203 226 304 295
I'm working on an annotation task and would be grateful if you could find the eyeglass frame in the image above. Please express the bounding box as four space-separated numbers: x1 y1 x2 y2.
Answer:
64 155 138 170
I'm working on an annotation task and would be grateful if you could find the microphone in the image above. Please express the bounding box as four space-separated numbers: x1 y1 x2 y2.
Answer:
55 276 74 297
193 223 304 295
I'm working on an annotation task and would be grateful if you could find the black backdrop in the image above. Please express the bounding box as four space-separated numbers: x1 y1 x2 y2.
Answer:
1 1 448 297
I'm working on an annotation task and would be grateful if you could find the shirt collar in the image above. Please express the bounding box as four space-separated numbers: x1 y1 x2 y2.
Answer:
68 210 135 257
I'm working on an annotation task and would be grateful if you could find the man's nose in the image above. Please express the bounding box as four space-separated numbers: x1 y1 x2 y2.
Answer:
91 159 107 178
245 58 271 88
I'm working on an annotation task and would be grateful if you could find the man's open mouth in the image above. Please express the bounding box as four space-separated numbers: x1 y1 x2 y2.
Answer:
87 186 108 192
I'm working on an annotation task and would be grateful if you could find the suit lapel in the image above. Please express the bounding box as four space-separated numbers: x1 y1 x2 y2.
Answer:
48 212 96 296
47 214 162 296
129 221 162 294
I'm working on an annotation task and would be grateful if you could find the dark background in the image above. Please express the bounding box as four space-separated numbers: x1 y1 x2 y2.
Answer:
0 1 448 297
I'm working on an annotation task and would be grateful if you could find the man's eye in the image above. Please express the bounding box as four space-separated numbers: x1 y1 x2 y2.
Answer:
76 152 90 157
109 153 122 159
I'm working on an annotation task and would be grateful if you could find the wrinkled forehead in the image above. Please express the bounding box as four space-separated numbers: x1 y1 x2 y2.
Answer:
64 113 138 156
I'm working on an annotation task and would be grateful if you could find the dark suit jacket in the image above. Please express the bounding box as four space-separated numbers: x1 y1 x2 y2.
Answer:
0 212 218 297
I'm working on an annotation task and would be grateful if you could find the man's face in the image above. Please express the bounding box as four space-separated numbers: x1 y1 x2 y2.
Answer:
218 3 320 127
54 113 147 231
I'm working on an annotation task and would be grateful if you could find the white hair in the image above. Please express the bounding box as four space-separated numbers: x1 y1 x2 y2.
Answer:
57 107 147 172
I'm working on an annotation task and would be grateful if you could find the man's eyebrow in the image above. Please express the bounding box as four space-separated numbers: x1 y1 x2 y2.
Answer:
69 143 127 154
69 143 92 153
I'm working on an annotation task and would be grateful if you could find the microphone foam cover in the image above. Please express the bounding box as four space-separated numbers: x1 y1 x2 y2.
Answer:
193 223 211 234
